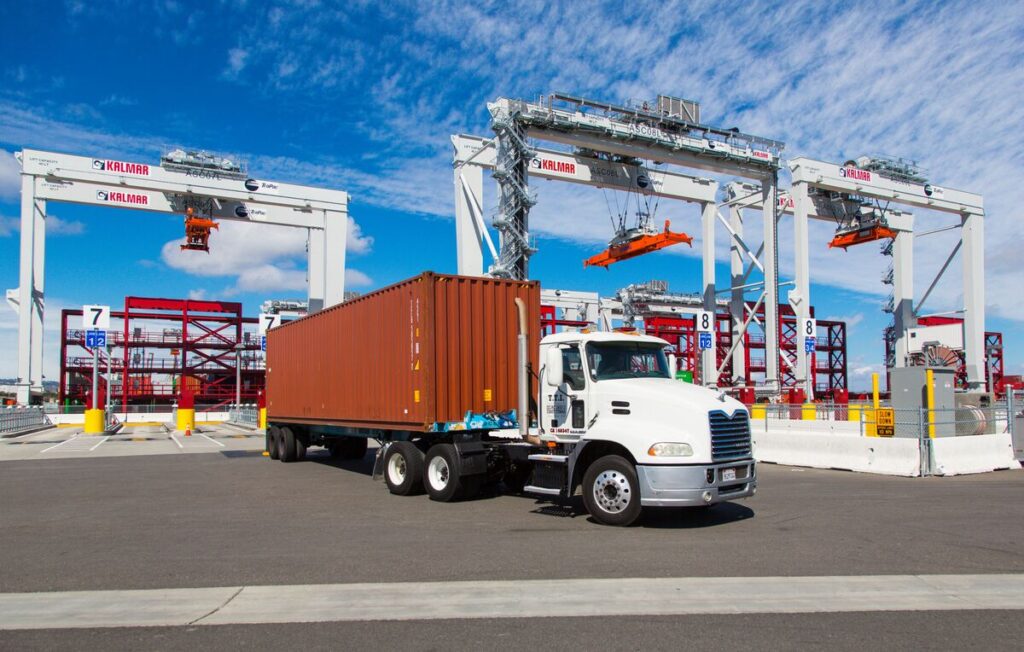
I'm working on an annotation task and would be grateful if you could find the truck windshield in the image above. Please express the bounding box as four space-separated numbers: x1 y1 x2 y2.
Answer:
585 342 670 381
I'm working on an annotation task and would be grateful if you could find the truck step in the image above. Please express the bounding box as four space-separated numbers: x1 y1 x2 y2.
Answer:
527 454 568 464
522 485 562 496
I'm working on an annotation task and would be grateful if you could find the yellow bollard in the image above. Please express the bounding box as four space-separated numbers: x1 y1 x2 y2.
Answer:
926 368 936 438
801 403 816 420
867 372 881 437
750 404 766 420
176 408 195 432
84 409 105 434
259 407 267 430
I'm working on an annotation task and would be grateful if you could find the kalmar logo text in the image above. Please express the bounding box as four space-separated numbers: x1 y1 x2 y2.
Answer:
98 190 149 206
95 160 150 175
534 159 576 175
839 166 872 182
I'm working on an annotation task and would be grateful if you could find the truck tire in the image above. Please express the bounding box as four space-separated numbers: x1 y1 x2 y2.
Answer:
280 426 297 463
384 442 424 495
267 426 281 460
295 435 307 461
582 455 642 526
423 443 464 502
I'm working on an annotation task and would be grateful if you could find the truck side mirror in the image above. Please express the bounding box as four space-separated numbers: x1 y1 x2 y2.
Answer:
545 347 563 387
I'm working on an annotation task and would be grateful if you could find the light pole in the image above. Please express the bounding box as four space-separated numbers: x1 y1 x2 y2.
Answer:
234 342 245 408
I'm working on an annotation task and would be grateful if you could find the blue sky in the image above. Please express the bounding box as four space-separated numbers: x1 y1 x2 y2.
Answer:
1 0 1022 390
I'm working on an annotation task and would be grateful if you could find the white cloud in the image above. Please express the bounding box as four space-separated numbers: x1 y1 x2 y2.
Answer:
346 216 373 254
0 149 19 200
225 47 248 77
345 268 373 287
47 216 85 236
187 288 208 300
0 216 17 237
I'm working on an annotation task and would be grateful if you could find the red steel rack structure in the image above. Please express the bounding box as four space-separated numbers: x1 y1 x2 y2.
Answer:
59 297 264 410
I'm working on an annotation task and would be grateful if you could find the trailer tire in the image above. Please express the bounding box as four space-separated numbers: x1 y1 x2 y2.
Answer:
423 444 464 502
582 455 642 526
267 426 281 460
384 442 424 496
280 426 297 463
295 435 307 461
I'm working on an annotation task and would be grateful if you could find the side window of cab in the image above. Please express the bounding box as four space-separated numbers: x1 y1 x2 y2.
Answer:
562 345 585 391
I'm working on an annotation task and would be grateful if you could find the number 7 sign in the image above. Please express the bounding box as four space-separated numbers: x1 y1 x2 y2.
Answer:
258 313 282 335
81 305 111 330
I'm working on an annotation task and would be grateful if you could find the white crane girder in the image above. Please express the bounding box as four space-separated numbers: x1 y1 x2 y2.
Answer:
452 134 718 204
789 157 983 216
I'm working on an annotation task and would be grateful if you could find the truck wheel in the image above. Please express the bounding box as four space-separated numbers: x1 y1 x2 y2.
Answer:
384 442 424 495
267 426 281 460
295 435 307 461
280 426 297 463
423 444 463 502
582 455 642 526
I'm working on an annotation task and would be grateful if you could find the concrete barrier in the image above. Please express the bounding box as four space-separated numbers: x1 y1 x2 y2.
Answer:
753 429 921 476
931 434 1017 476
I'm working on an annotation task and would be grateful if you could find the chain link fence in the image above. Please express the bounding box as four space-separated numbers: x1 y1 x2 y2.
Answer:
0 406 53 435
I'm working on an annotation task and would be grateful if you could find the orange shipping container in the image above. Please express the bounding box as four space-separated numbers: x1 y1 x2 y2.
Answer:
266 272 540 431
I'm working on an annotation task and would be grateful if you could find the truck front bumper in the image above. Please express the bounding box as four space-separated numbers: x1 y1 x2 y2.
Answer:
636 460 756 507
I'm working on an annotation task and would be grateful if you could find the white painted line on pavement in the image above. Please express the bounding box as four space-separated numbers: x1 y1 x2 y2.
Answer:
39 434 80 454
1 574 1023 630
169 433 183 449
198 432 225 448
89 436 111 452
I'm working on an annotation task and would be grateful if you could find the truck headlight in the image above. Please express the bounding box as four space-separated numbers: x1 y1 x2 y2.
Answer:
648 442 694 457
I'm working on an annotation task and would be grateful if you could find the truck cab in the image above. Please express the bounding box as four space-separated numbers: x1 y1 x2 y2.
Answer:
530 331 756 525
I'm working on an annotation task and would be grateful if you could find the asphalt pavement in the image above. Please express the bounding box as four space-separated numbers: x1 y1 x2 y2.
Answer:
1 447 1022 649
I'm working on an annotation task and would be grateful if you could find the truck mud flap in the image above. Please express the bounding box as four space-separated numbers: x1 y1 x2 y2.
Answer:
371 442 391 481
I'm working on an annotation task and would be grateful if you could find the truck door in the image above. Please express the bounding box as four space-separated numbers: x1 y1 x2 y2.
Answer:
543 343 590 437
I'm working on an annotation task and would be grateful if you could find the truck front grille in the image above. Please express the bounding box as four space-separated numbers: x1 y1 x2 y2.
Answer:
708 410 752 461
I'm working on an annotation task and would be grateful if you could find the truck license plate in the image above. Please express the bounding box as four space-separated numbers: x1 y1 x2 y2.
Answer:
722 468 737 482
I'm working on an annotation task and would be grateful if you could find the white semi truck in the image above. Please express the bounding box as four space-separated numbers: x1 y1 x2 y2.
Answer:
266 273 755 526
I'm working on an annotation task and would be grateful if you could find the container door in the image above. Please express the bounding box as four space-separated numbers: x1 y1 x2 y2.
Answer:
542 343 590 438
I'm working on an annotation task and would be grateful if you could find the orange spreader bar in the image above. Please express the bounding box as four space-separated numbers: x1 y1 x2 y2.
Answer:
180 207 220 253
828 224 897 250
584 221 693 268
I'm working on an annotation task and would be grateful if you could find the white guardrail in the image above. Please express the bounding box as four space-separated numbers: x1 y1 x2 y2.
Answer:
227 404 259 428
0 406 53 435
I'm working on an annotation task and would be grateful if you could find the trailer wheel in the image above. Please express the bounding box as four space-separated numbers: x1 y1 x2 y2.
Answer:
423 444 464 502
280 426 297 463
384 442 424 495
267 426 281 460
295 435 307 461
582 455 642 526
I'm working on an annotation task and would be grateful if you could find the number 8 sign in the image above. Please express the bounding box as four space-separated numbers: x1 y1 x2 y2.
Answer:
802 318 816 339
696 310 713 333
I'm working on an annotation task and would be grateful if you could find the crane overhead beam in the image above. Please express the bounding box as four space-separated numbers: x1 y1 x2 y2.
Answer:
12 148 351 405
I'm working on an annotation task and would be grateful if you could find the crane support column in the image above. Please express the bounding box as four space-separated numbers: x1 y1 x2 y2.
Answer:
454 164 485 276
728 204 746 383
961 210 985 390
790 181 812 397
307 211 349 312
323 210 348 309
701 201 718 386
889 213 915 368
762 180 780 392
17 173 45 405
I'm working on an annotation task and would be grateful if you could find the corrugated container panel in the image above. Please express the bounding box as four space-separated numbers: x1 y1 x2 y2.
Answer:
267 272 540 431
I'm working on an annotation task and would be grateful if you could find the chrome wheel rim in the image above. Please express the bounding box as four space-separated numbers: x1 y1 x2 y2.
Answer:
593 470 632 514
427 456 450 491
387 452 407 486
